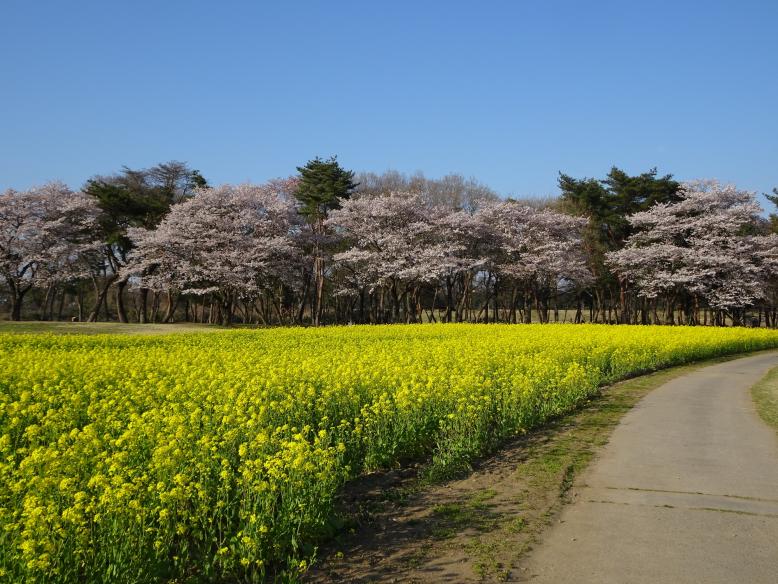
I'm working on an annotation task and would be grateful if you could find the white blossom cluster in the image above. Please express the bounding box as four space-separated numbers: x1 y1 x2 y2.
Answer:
607 181 777 310
2 178 776 320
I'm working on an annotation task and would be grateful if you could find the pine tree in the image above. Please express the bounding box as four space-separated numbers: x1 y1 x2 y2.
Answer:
766 187 778 234
293 157 357 325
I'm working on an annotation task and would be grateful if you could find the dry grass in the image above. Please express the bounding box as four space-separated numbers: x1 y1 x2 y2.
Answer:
0 321 224 335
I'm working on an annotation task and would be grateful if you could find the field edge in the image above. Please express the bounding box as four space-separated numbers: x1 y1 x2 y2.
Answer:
308 349 778 583
752 365 778 433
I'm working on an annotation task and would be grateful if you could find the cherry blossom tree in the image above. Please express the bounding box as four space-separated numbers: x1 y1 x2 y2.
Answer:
0 182 100 320
83 161 208 323
753 232 778 326
327 192 459 322
607 181 765 325
476 201 591 323
328 194 590 324
126 181 299 325
433 208 496 322
355 170 499 212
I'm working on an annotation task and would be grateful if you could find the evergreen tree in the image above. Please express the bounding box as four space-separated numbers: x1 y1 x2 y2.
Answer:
294 156 357 220
766 187 778 233
84 161 206 322
293 156 357 325
558 166 680 323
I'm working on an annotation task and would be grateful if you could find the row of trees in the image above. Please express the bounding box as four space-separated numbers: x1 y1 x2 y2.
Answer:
2 159 777 326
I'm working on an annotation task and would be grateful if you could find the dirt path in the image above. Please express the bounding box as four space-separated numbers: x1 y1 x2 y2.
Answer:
522 352 778 583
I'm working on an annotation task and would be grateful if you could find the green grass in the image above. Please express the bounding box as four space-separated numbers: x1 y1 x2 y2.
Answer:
752 366 778 432
432 489 499 535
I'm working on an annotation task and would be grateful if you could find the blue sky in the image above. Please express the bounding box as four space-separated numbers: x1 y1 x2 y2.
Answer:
1 0 777 202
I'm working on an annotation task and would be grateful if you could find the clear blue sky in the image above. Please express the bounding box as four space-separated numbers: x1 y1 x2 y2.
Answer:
2 0 776 201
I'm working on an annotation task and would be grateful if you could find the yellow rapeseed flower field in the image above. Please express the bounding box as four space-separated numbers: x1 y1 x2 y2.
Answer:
1 323 777 581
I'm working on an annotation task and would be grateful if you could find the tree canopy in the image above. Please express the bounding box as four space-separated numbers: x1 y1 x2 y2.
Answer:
2 161 777 328
293 156 357 221
558 166 680 247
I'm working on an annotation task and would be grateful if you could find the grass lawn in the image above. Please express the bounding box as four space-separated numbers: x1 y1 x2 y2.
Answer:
752 366 778 433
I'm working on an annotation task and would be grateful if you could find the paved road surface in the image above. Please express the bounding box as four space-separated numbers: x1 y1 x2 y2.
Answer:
522 352 778 583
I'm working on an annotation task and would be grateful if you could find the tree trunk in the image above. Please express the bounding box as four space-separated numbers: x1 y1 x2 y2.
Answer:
313 254 324 326
592 288 602 323
9 284 31 321
428 287 439 323
76 286 84 322
575 293 583 323
391 282 401 323
253 299 267 325
295 271 310 324
664 294 675 325
618 279 629 324
163 291 178 323
87 276 117 322
510 286 518 324
270 292 284 325
150 292 161 323
311 217 326 327
138 288 149 323
552 287 559 323
444 276 454 323
115 280 129 323
38 285 54 320
523 289 532 324
456 273 471 323
492 275 499 323
57 289 67 321
482 273 491 324
535 288 549 324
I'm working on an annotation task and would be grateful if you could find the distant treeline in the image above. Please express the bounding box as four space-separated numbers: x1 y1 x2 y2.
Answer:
2 158 777 327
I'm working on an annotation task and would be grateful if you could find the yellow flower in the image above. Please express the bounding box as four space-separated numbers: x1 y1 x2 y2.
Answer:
2 324 777 581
